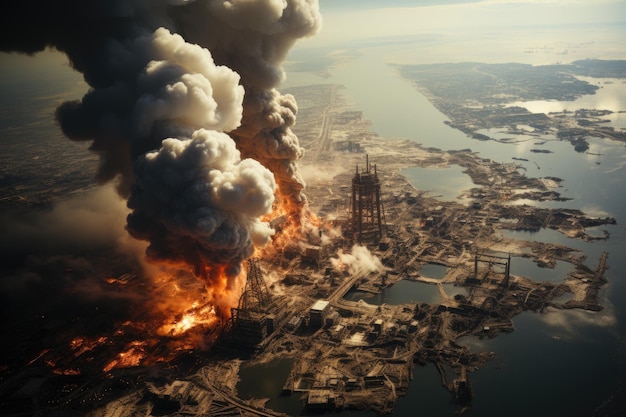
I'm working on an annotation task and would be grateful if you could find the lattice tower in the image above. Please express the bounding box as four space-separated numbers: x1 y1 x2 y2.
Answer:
237 258 271 312
350 155 385 243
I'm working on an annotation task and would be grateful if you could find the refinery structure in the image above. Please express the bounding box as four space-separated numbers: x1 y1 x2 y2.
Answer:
349 155 385 244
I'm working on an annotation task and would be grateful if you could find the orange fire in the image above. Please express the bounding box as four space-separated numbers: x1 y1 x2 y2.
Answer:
61 204 330 375
157 302 219 337
70 336 108 358
44 255 252 377
260 205 329 259
262 210 301 254
52 368 81 376
103 341 146 373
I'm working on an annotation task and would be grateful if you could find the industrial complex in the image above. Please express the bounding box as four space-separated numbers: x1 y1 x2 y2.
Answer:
1 84 614 416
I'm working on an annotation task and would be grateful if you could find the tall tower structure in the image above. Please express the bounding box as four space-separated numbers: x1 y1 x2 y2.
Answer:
230 258 273 345
350 155 384 244
236 258 271 312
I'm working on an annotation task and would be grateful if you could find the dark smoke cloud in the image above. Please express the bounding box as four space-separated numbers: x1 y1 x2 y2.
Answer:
1 1 321 285
53 25 245 196
127 129 276 279
0 187 147 326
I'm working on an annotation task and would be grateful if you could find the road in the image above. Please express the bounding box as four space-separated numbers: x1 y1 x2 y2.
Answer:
313 85 337 159
194 368 289 417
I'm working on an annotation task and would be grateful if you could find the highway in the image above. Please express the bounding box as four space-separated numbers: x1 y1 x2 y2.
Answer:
313 85 337 159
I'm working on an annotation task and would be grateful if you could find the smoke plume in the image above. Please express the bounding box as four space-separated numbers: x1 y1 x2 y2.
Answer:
127 129 277 280
173 0 322 220
1 1 321 290
331 245 385 279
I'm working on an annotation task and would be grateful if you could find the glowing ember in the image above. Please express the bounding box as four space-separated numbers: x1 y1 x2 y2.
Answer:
28 349 50 366
103 341 147 373
70 336 108 358
52 368 81 376
61 264 241 375
105 273 133 285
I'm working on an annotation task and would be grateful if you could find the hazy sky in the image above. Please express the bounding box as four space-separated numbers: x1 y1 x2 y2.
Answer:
2 1 625 73
313 0 626 53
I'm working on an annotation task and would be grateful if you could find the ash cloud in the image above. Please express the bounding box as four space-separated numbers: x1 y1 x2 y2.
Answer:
1 1 321 290
53 26 245 197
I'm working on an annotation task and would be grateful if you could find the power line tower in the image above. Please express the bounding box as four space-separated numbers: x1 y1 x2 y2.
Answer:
350 155 385 244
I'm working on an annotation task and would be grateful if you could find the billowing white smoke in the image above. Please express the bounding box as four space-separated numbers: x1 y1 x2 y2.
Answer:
331 245 386 279
0 0 321 289
175 0 322 221
132 28 244 137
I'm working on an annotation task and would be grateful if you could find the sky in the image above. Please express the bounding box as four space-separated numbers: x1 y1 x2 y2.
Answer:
2 1 625 71
321 0 482 11
311 0 626 56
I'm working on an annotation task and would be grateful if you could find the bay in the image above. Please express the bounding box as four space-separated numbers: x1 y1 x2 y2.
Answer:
282 44 626 416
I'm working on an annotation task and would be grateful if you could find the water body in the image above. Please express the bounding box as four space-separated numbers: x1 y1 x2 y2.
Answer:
418 263 449 279
280 44 626 416
237 358 304 416
461 311 623 417
507 77 626 130
510 257 574 283
501 228 605 265
344 279 466 305
400 165 474 202
487 249 575 284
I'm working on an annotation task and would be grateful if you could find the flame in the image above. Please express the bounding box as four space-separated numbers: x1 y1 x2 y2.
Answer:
261 205 330 259
52 206 329 376
262 207 302 254
304 210 323 228
103 341 147 373
157 302 218 337
70 336 108 357
40 266 241 377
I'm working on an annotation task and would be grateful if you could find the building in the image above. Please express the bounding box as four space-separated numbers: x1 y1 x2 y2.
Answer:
309 300 330 328
306 390 336 410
